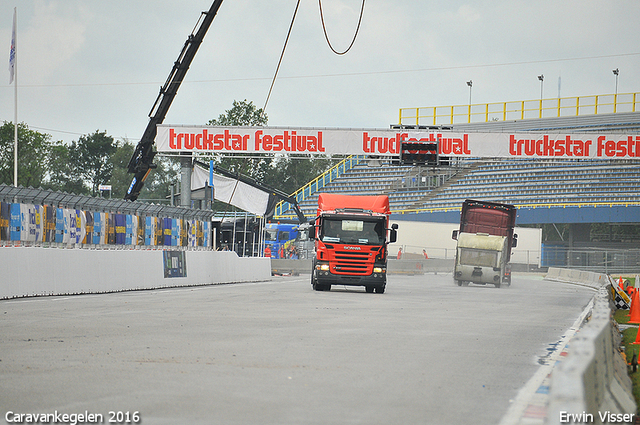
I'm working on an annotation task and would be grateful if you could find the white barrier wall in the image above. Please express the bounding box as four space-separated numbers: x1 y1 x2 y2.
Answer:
546 286 636 424
544 269 636 424
545 267 609 290
0 247 271 299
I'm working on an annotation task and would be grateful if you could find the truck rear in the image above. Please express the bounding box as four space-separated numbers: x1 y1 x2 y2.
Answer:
452 200 517 288
311 193 397 293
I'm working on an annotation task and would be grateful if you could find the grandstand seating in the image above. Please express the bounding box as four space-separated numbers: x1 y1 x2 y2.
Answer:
286 157 640 218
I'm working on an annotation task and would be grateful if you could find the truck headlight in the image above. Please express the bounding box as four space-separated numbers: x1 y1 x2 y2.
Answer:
373 267 384 273
318 264 330 271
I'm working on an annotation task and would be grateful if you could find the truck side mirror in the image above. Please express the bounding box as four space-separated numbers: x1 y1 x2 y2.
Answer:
452 230 458 240
512 233 518 248
388 223 398 244
308 219 316 240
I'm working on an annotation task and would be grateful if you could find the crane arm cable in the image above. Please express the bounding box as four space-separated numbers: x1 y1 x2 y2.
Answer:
263 0 301 114
319 0 365 55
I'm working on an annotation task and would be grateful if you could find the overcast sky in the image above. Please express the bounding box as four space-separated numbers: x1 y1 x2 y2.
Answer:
1 0 639 145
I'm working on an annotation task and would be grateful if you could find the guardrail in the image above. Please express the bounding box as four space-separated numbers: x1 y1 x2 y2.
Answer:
399 92 640 126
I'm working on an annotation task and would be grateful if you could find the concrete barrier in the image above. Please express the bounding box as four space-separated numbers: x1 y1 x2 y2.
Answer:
388 258 453 274
270 258 454 276
545 282 636 424
0 247 271 299
545 267 609 290
270 259 312 275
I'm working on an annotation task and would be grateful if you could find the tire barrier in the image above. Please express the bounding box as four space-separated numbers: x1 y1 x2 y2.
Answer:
544 273 637 424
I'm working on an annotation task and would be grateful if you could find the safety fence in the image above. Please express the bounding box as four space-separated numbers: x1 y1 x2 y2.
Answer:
0 185 213 249
541 245 640 274
399 92 640 126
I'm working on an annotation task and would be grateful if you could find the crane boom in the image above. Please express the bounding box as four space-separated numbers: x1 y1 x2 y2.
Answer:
125 0 224 201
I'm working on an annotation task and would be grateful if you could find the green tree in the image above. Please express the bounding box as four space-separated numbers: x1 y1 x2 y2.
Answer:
43 140 87 194
0 121 51 188
69 130 117 196
265 154 338 195
137 155 180 203
206 99 270 179
205 99 337 198
107 141 135 199
208 99 267 127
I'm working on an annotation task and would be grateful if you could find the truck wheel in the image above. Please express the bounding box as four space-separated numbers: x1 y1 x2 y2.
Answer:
375 286 385 294
365 286 374 293
455 280 462 286
494 282 501 288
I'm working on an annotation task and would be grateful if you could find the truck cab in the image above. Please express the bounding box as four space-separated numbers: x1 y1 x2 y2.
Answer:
311 194 397 293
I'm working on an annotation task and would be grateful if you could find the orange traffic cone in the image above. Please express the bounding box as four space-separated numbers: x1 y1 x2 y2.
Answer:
619 277 625 291
631 327 640 345
629 288 640 325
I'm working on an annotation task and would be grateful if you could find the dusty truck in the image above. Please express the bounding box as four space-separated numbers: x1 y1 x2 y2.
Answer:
310 193 397 293
452 199 517 288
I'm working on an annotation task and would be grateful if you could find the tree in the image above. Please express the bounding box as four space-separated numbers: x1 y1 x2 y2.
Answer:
206 99 338 197
208 99 267 127
206 99 270 179
43 140 87 194
107 141 135 199
0 121 51 188
69 130 117 196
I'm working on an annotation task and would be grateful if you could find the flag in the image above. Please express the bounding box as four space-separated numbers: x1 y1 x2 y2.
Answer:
9 8 16 84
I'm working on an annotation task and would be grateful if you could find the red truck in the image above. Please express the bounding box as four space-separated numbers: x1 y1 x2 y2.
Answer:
311 193 398 293
452 199 518 288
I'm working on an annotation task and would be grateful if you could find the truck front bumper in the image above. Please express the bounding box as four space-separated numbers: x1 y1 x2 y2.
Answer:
455 266 502 285
315 269 386 288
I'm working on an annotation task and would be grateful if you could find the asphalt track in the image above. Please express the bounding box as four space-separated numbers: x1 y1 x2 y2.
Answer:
0 273 595 425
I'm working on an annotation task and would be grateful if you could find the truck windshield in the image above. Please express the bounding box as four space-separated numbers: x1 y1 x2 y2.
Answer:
321 218 385 245
264 229 277 241
459 248 498 268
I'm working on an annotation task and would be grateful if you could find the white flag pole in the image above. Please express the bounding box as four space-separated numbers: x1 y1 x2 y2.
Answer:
10 7 17 187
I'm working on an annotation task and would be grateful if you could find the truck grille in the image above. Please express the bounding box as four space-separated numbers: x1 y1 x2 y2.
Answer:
332 250 372 275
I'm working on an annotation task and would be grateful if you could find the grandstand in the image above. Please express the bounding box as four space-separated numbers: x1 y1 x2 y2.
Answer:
286 157 640 218
275 93 640 222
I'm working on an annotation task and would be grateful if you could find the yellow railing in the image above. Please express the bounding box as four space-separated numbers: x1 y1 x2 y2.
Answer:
273 155 366 220
399 92 639 126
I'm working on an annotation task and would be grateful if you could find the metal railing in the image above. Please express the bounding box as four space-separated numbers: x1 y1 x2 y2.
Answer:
541 246 640 274
0 184 215 221
399 92 640 126
391 200 640 216
273 155 366 220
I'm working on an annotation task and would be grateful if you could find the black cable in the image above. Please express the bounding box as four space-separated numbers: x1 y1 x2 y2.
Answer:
319 0 365 55
263 0 301 114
